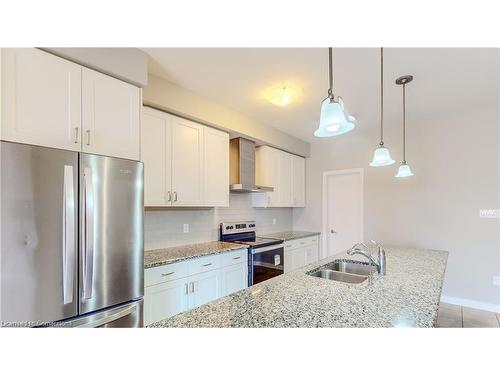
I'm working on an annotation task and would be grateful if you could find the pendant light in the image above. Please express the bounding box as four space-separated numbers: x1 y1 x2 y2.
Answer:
314 47 356 137
370 47 395 167
395 75 414 178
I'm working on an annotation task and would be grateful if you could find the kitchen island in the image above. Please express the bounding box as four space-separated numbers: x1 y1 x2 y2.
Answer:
149 247 448 328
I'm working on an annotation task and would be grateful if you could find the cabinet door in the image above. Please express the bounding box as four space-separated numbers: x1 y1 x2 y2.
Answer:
305 245 319 265
189 270 220 309
284 250 292 273
82 68 140 160
279 151 293 206
1 48 82 151
144 278 189 325
255 146 280 207
220 263 248 297
142 107 172 206
292 155 305 207
204 127 229 207
171 117 204 206
290 247 307 271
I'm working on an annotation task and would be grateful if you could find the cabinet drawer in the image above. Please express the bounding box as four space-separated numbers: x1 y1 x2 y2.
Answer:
188 254 220 274
284 236 319 251
220 249 248 267
145 262 189 287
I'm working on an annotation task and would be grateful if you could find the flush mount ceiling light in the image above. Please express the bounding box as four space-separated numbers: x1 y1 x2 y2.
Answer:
314 47 356 137
370 48 395 167
263 84 299 106
395 75 414 178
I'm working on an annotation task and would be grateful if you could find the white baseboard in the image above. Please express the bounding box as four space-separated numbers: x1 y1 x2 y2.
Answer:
441 295 500 313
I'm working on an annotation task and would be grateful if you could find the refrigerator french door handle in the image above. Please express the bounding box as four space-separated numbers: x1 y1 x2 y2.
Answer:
74 304 137 328
62 165 75 304
83 167 95 300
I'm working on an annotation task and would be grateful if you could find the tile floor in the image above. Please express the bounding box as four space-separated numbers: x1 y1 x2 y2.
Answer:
436 303 500 328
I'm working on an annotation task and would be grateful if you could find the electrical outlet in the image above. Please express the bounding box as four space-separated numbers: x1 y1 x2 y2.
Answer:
272 218 276 225
493 276 500 287
183 224 189 233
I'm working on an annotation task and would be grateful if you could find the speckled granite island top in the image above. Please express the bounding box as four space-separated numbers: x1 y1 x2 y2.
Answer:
144 241 249 269
262 230 320 241
149 247 448 327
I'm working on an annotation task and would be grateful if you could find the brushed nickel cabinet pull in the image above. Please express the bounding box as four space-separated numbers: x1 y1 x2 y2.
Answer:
174 191 178 202
74 127 79 144
161 271 175 277
232 256 241 260
184 283 189 295
202 263 212 267
85 130 91 146
167 191 172 202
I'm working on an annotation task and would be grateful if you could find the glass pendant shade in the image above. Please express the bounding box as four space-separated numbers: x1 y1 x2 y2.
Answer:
369 145 395 167
395 162 414 178
314 97 356 137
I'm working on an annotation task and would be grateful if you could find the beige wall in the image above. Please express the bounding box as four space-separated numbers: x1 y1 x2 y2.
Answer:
143 74 310 157
294 106 500 310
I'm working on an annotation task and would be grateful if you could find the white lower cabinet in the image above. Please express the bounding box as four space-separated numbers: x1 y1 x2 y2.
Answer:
144 278 189 326
144 249 248 325
283 235 320 273
188 269 220 309
220 262 248 296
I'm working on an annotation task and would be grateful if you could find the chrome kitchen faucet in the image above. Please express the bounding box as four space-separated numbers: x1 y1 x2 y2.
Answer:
347 241 386 284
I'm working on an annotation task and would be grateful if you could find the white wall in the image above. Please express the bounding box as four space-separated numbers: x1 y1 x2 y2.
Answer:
145 193 292 250
294 50 500 309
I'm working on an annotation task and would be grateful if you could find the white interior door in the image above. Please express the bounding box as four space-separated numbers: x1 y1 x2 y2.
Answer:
323 169 363 258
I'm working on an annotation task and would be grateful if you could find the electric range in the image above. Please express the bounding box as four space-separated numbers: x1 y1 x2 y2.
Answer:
220 221 284 286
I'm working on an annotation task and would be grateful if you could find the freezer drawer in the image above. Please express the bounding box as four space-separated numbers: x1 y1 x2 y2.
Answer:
79 153 144 314
60 299 143 328
0 141 79 325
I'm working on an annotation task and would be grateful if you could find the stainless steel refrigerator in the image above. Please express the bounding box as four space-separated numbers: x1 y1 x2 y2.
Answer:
1 141 144 327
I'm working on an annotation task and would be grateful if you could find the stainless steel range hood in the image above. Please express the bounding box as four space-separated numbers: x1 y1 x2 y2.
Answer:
229 137 273 193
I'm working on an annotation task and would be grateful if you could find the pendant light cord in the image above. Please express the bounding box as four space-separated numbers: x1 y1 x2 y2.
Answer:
380 47 384 146
402 82 406 163
328 47 334 99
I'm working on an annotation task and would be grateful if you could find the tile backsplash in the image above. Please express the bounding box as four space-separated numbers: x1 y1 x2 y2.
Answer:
145 193 293 250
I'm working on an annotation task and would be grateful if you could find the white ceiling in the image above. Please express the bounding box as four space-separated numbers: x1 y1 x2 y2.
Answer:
142 48 498 143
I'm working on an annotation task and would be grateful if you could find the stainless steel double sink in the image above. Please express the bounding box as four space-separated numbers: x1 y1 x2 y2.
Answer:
308 259 376 284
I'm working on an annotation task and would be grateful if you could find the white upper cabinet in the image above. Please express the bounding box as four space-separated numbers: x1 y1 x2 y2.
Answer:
171 116 204 206
292 155 306 207
142 108 171 206
1 48 82 151
279 151 293 206
253 145 306 207
204 127 229 207
255 146 280 206
1 48 141 160
141 106 229 207
82 68 140 160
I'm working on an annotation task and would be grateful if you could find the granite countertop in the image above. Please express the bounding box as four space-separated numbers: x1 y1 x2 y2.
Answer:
144 241 249 269
262 230 320 241
149 247 448 327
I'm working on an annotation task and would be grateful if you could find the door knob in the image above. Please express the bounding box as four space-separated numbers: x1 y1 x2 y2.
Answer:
330 229 337 234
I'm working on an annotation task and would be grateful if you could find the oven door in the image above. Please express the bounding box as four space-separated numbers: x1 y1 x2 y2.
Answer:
250 243 284 285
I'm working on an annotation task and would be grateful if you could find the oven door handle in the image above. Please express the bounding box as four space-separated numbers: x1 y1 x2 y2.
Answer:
252 243 284 254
